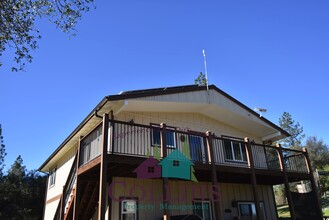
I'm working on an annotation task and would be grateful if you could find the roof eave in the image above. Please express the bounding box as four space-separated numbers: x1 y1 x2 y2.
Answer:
38 97 109 172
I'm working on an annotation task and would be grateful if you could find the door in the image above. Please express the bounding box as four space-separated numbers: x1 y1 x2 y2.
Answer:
189 135 206 163
238 202 266 220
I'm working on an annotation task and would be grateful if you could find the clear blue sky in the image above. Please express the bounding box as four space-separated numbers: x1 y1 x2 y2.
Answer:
1 0 329 171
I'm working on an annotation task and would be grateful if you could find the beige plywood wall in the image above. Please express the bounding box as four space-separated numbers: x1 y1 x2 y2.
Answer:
115 112 261 142
220 183 277 220
109 177 277 220
44 145 76 220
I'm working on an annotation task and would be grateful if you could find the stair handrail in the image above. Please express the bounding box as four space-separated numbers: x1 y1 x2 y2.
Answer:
53 152 78 220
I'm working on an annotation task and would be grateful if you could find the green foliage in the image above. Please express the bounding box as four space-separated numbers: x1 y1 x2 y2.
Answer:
0 155 46 219
273 184 286 205
0 124 6 177
279 112 305 148
0 0 94 71
194 72 207 86
306 136 329 170
320 165 329 196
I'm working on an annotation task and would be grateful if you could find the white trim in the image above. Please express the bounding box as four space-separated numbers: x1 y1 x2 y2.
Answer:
261 132 281 142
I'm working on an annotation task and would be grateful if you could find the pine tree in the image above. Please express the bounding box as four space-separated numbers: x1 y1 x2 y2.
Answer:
194 72 207 86
0 124 6 177
279 112 305 148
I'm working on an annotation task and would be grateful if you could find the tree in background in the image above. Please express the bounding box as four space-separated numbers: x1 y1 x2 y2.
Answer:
319 165 329 197
0 0 94 71
279 112 305 148
194 72 207 86
305 136 329 170
275 112 305 206
0 155 46 219
0 124 6 177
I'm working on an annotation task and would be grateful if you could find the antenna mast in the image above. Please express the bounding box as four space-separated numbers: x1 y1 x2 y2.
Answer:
202 49 209 90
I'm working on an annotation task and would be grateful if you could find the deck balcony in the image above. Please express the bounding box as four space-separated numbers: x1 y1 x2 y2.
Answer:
54 116 321 220
77 119 311 183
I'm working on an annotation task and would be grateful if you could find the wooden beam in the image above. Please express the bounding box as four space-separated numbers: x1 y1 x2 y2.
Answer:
98 113 109 220
77 156 101 176
206 131 221 220
84 185 99 219
160 123 170 220
276 143 296 220
303 147 323 219
245 137 261 220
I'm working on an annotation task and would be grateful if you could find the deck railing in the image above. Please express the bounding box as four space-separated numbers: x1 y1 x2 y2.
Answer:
78 119 309 174
79 124 102 167
282 148 309 173
251 143 281 170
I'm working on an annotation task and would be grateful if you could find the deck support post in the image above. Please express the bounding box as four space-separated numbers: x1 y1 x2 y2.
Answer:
206 131 221 220
160 123 170 220
303 147 323 219
276 143 296 220
245 138 261 220
98 113 109 220
73 136 83 220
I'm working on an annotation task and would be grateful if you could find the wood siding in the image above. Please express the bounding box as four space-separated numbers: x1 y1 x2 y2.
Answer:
44 145 76 220
109 177 277 220
115 112 261 143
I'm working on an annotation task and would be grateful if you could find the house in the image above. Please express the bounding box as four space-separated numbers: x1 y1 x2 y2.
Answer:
133 157 162 179
39 84 322 220
158 149 193 180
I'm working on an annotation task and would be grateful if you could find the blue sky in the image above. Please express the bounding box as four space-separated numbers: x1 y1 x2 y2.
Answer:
1 0 329 170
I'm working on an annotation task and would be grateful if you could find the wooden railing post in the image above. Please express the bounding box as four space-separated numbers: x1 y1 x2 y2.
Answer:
303 147 323 219
160 123 170 220
245 138 261 220
206 131 221 220
98 113 109 220
276 143 296 220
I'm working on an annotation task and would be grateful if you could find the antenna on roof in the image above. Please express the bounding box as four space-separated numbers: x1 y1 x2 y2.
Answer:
202 49 209 90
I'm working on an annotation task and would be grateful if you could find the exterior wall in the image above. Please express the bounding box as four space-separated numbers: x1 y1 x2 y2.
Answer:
110 177 163 219
133 89 269 128
43 145 76 220
220 183 277 220
109 177 277 220
115 111 261 142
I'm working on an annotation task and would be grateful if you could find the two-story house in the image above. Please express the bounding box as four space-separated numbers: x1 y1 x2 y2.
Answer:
39 84 322 220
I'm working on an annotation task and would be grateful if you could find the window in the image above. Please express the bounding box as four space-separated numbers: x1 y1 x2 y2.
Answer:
49 167 56 188
193 200 212 220
151 125 176 148
238 202 266 220
120 199 137 220
189 135 206 162
223 139 247 163
173 160 180 167
148 166 154 173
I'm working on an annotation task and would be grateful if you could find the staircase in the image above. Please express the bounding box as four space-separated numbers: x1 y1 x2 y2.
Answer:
76 181 99 220
53 155 78 220
53 152 101 220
